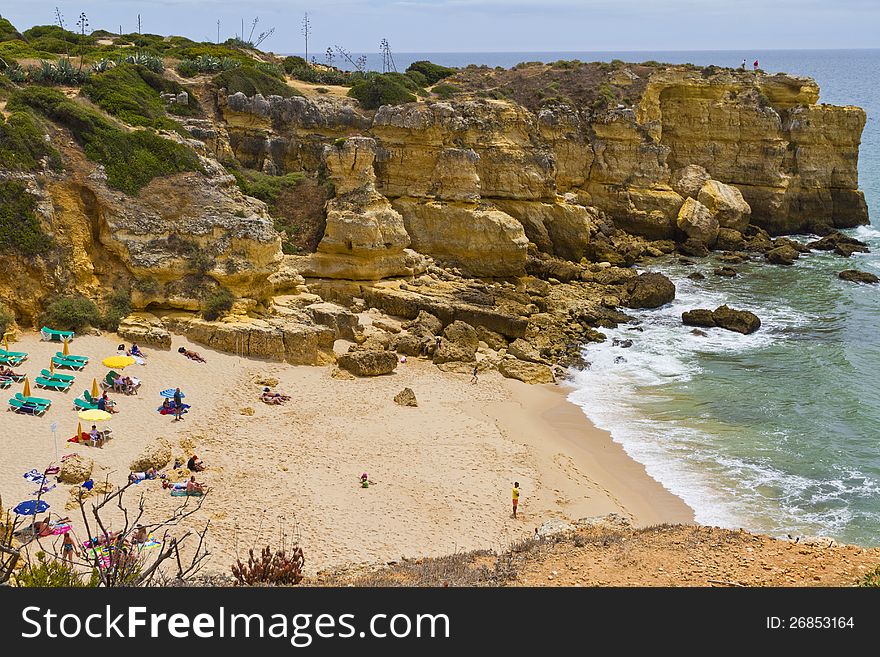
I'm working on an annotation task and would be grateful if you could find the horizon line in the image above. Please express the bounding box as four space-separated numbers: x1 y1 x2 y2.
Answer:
278 47 880 55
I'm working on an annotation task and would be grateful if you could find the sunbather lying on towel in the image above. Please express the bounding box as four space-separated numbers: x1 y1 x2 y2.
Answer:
178 346 206 363
260 387 290 405
129 467 160 483
158 399 190 415
0 365 24 378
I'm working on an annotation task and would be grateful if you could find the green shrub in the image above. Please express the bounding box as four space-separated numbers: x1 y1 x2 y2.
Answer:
0 110 62 171
27 58 90 86
213 67 300 97
9 86 201 195
255 62 285 80
202 288 235 321
406 60 455 85
0 15 22 41
315 87 329 94
115 52 164 73
347 75 415 109
101 288 131 331
405 69 428 88
282 56 309 72
81 64 183 130
14 551 99 587
381 71 426 96
231 167 304 205
432 83 459 99
0 180 54 256
177 55 240 77
859 565 880 587
39 295 101 331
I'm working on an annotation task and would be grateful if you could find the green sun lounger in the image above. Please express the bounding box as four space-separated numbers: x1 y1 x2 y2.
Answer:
52 356 85 371
54 352 88 364
14 392 51 407
40 369 76 383
0 348 27 359
0 378 11 389
35 376 72 392
41 327 75 342
8 398 49 416
0 354 25 367
73 391 99 411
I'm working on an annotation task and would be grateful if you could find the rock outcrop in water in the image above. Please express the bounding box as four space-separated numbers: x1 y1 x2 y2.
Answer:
682 305 762 334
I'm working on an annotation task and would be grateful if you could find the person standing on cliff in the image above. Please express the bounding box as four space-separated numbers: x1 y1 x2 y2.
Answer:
741 58 746 70
512 482 520 519
753 59 759 71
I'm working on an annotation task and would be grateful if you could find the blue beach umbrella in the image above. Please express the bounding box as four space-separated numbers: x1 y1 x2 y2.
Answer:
14 500 50 516
160 388 185 399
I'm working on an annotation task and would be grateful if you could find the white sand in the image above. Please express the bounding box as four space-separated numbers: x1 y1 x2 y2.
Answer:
1 330 691 576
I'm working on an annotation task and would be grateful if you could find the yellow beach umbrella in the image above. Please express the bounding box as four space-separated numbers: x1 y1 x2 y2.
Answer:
91 377 100 399
62 337 70 356
3 333 8 351
102 355 135 369
22 377 30 398
49 359 55 374
75 421 83 440
77 409 112 422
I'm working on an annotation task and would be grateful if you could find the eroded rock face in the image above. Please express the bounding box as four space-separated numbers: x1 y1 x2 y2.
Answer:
697 180 752 232
338 350 398 376
306 302 360 341
625 272 675 309
117 313 172 348
434 320 479 363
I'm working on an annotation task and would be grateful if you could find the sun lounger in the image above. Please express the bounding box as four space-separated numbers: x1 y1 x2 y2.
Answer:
14 392 51 407
35 376 72 392
0 378 11 390
41 327 75 342
0 348 28 360
40 369 75 383
8 397 49 416
0 354 25 367
73 393 99 411
52 356 85 371
54 352 88 365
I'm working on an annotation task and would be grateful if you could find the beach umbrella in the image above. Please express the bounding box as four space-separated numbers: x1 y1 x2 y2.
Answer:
22 377 30 398
62 337 69 356
49 359 55 374
91 377 100 398
160 388 185 399
13 500 49 516
3 333 8 351
75 421 83 440
102 355 135 369
77 409 112 422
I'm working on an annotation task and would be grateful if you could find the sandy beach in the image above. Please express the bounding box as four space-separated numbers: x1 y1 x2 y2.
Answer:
1 330 692 575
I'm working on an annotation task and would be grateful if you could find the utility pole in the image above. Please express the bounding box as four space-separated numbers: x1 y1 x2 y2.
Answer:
302 13 311 62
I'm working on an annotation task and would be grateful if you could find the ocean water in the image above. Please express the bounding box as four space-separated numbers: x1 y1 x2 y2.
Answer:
327 48 880 543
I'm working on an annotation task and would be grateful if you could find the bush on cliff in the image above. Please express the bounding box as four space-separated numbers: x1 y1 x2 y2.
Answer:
81 64 186 130
101 288 132 331
0 180 54 256
0 15 22 42
202 288 235 321
8 86 201 195
213 67 300 97
406 60 455 85
39 296 102 332
0 110 62 171
347 74 415 109
0 302 13 336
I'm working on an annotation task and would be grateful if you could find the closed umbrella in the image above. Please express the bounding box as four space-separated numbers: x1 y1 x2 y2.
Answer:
91 377 100 399
22 377 30 398
160 388 185 399
13 499 49 516
74 421 83 441
3 333 8 351
62 337 69 356
102 355 135 369
77 409 112 422
49 358 55 374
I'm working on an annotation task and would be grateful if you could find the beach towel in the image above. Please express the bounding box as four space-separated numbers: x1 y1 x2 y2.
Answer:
157 403 190 415
61 453 76 461
23 469 47 484
45 466 59 475
138 535 161 550
49 522 71 535
32 483 56 495
170 489 203 497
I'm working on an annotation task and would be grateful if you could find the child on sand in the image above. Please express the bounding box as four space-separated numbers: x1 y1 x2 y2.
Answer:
512 482 520 518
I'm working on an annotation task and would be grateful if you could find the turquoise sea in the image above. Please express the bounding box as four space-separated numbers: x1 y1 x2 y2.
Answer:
341 49 880 544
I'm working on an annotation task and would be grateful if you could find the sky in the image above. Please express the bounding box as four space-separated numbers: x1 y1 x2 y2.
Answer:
3 1 879 54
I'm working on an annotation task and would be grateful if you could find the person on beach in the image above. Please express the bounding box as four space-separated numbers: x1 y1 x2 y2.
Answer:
359 473 374 488
98 392 118 414
187 454 205 472
130 343 146 359
178 346 207 363
173 388 184 421
89 424 104 448
741 58 746 69
131 525 148 545
260 387 289 405
61 532 76 562
186 475 205 495
470 364 479 385
512 482 520 518
113 373 125 393
753 59 759 71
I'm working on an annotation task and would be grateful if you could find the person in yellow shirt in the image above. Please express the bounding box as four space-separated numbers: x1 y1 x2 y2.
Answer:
512 482 520 518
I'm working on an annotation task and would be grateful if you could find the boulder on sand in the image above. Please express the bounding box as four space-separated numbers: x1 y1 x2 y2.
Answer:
59 455 93 484
497 357 555 384
402 310 443 338
393 387 418 407
338 350 399 376
130 438 173 472
434 320 479 364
